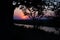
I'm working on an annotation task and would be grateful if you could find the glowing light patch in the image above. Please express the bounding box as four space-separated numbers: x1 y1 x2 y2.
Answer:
13 7 30 20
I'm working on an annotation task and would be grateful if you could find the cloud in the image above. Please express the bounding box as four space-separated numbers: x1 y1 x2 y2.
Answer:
12 1 16 5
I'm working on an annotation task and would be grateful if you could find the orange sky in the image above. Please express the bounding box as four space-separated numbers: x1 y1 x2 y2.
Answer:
14 7 30 20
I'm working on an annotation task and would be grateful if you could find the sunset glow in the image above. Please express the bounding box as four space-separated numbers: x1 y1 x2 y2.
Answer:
14 7 30 20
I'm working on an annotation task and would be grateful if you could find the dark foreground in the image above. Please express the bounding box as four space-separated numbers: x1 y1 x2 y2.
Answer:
8 25 60 40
